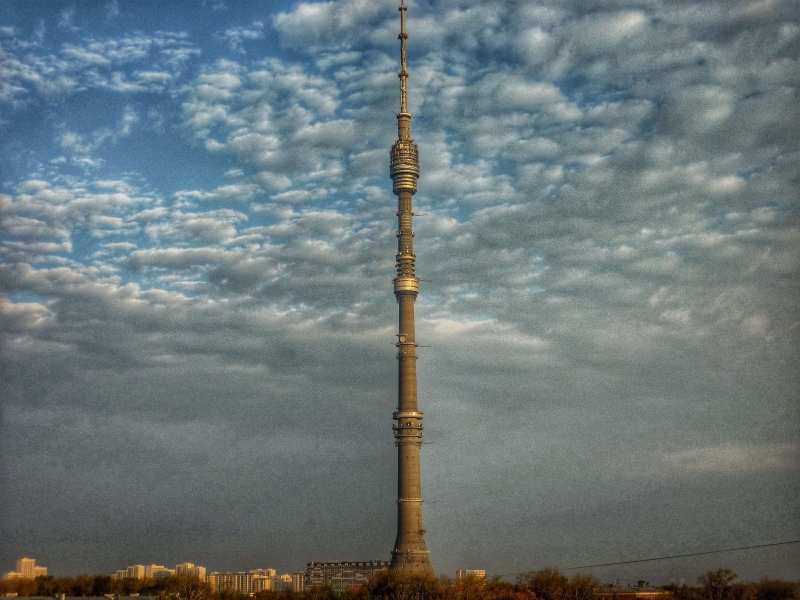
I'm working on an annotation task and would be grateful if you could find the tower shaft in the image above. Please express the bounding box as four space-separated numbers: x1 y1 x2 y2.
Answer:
388 0 434 577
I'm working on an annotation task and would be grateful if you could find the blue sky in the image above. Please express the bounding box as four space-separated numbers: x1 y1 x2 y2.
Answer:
1 0 799 583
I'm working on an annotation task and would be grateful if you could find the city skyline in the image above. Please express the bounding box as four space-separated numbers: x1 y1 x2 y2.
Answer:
1 553 798 588
1 0 798 584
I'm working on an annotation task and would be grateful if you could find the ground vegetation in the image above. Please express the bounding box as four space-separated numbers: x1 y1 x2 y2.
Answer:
0 568 797 600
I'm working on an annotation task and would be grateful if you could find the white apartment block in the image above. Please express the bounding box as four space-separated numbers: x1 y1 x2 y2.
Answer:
272 574 293 592
456 570 486 580
291 572 305 592
207 572 250 593
155 569 176 579
175 563 205 580
207 570 288 594
144 565 168 579
3 558 47 580
113 563 199 580
253 569 277 578
127 565 146 580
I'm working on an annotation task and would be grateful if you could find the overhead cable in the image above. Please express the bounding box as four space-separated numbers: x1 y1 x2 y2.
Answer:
498 540 800 577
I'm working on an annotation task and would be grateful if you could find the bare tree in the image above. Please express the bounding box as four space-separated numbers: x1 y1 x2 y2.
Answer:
565 574 600 600
175 574 212 600
698 569 737 600
517 568 569 600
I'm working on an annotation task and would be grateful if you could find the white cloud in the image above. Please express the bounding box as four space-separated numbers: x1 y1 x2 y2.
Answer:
62 45 112 65
0 297 53 330
217 21 265 52
0 31 201 109
274 0 386 51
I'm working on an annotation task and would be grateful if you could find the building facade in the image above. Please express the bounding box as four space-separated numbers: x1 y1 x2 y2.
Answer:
304 561 390 593
207 570 288 593
175 563 206 580
207 572 249 593
113 563 195 581
126 565 145 580
272 574 293 592
144 565 173 579
456 570 486 580
291 572 306 592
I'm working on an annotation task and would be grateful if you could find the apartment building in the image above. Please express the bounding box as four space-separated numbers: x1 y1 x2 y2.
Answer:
3 558 47 580
304 561 390 593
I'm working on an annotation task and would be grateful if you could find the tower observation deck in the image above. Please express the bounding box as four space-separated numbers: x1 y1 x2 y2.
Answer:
388 0 434 577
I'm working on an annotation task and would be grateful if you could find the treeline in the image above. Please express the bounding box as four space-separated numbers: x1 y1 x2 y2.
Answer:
0 574 210 599
665 570 800 600
1 568 797 600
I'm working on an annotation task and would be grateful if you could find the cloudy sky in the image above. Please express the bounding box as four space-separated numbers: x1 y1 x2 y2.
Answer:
1 0 798 584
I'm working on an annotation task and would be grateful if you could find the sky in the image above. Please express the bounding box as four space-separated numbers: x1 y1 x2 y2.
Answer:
0 0 798 585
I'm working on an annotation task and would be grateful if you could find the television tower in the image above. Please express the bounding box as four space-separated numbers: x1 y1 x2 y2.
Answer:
388 0 434 576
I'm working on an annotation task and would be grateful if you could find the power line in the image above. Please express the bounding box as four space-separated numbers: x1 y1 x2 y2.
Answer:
499 540 800 578
564 540 800 570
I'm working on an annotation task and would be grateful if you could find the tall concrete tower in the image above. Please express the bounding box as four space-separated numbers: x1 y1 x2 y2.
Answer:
388 0 434 577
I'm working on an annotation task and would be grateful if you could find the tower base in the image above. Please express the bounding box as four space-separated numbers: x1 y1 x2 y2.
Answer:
389 550 434 577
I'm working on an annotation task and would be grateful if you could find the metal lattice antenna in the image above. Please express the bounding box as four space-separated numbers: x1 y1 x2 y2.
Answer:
398 0 409 115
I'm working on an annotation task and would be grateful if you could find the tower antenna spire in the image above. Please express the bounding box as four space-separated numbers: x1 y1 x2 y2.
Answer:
388 0 434 577
398 0 409 115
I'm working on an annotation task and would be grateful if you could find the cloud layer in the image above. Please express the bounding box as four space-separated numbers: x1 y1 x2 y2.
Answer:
1 0 798 582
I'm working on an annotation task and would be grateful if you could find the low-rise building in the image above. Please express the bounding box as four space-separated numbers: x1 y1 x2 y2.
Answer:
594 582 672 600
